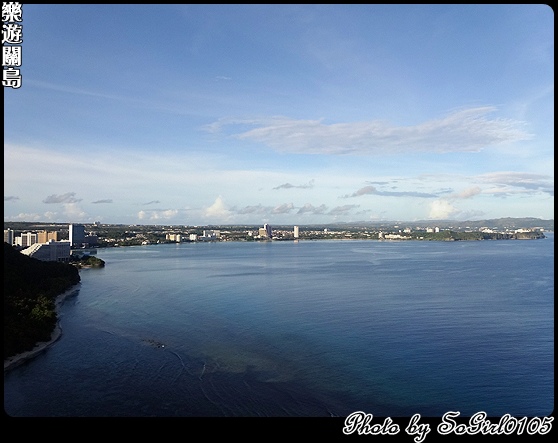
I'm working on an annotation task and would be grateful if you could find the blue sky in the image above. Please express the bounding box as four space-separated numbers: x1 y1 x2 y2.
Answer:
4 4 554 225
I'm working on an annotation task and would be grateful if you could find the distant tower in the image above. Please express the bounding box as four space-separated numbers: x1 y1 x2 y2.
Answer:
264 223 272 238
69 224 85 247
294 226 299 238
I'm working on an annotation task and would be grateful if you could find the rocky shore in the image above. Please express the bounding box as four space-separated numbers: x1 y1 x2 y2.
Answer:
4 283 81 372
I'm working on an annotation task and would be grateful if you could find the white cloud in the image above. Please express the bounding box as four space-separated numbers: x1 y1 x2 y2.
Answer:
204 196 232 221
137 209 179 221
162 209 179 219
273 179 315 190
475 172 553 195
207 107 531 156
235 204 268 215
429 200 460 219
10 212 44 221
451 187 483 199
62 203 87 221
272 203 295 214
427 186 485 219
297 203 328 215
346 185 376 197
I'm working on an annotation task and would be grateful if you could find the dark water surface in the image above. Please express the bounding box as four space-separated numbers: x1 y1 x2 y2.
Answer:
4 235 554 419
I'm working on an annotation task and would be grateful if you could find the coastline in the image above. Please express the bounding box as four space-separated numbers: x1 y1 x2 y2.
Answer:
4 283 81 373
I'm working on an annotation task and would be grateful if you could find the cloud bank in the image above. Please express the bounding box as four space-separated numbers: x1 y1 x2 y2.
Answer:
206 107 531 156
273 179 315 190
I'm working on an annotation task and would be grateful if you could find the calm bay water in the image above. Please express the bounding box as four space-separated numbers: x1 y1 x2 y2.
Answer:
4 235 554 418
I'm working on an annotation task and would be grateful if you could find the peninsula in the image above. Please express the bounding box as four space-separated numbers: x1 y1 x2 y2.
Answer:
4 242 80 365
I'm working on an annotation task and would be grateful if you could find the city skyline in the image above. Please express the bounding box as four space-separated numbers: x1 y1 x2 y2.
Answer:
4 4 554 225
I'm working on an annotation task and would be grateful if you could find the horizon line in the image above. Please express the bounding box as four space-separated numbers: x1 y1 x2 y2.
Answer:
3 216 555 227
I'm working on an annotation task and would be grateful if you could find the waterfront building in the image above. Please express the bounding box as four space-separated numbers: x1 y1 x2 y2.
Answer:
4 228 14 245
69 224 85 247
199 230 218 241
20 240 71 262
84 234 98 246
38 231 48 243
264 223 272 238
15 232 38 248
38 230 60 243
166 233 181 242
294 226 299 238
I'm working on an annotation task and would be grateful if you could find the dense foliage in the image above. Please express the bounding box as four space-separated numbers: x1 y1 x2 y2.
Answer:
69 254 105 268
408 231 545 241
4 242 81 359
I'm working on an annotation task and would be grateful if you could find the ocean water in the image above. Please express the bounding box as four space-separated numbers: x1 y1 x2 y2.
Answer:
4 235 554 418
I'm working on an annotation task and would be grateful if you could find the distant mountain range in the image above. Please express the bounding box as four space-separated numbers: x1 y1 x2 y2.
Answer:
302 217 554 231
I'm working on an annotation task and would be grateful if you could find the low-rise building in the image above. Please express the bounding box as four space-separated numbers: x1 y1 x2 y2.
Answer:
20 240 71 262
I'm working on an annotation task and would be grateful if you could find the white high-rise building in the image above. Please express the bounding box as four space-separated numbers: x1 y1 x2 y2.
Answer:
4 228 14 245
16 232 38 248
294 226 299 238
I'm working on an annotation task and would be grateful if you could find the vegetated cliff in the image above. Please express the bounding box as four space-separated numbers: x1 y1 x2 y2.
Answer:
413 230 546 241
70 254 105 268
4 242 81 359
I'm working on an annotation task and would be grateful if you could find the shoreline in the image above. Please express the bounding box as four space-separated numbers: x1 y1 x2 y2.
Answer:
3 283 82 373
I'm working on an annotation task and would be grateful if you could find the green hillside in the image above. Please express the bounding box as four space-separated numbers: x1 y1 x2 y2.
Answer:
4 243 81 360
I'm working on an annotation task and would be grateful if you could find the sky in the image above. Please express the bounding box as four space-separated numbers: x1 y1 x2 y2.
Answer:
3 4 554 226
